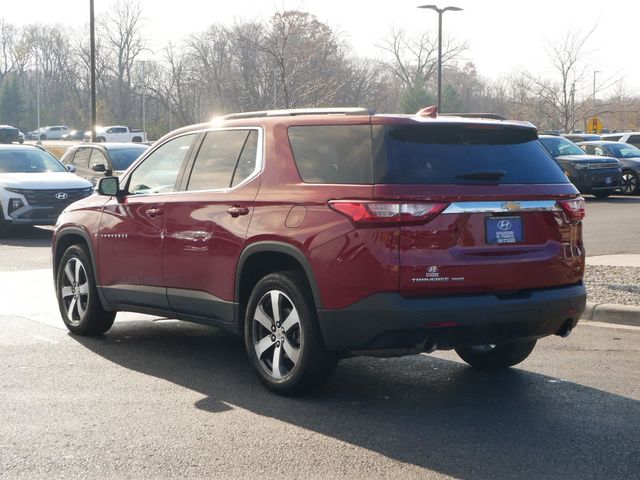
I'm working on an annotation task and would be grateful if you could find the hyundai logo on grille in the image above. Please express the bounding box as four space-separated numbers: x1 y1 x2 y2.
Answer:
55 192 68 200
497 219 512 230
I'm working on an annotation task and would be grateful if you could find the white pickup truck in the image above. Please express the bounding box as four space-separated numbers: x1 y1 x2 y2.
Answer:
90 126 147 143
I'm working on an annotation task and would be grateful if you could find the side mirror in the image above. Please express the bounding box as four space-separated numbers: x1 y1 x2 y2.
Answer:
97 176 120 196
92 163 107 172
66 164 77 173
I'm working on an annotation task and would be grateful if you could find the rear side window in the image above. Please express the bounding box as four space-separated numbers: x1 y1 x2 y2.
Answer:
187 129 257 191
288 125 373 184
374 125 568 185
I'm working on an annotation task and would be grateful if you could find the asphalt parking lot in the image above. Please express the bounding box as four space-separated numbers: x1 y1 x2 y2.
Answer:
1 196 638 479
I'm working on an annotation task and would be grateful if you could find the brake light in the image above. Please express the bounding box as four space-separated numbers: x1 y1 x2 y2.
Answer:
557 197 585 222
329 200 449 226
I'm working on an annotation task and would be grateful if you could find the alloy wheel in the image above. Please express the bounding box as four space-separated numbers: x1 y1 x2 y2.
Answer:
251 290 302 380
621 171 638 194
60 257 90 325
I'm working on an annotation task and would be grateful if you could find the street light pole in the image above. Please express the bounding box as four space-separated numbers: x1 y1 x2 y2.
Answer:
418 4 462 112
593 70 600 110
90 0 97 142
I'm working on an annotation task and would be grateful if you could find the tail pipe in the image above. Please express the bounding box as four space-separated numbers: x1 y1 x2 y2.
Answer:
422 337 438 353
556 319 574 338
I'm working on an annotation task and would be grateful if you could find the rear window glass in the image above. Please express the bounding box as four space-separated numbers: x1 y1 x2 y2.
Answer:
374 125 568 185
288 125 373 184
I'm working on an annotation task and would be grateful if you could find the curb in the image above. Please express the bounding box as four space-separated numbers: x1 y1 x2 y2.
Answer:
581 302 640 327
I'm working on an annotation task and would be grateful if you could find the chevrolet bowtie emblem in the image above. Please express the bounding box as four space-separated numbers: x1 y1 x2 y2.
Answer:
502 201 521 211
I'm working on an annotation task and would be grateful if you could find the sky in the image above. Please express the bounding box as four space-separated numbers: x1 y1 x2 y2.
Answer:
2 0 638 96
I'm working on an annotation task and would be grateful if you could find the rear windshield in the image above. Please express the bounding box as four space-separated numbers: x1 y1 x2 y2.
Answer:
0 149 67 173
375 125 568 184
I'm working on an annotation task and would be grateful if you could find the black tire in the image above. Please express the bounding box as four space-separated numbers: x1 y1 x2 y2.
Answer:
39 134 46 141
621 170 638 195
593 191 611 199
132 136 142 143
244 271 337 395
455 340 536 370
97 137 106 143
0 206 9 238
56 244 115 336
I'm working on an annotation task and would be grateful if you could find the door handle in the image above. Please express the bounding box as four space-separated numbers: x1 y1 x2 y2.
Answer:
146 207 162 218
227 206 249 217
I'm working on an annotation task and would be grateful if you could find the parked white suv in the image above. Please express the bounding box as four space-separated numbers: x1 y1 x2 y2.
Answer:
36 126 70 141
0 145 93 235
601 132 640 148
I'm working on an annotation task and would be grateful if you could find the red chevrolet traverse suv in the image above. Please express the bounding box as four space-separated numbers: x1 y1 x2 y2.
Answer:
52 108 587 394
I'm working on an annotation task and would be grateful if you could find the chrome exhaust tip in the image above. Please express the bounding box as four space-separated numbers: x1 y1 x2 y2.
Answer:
422 337 438 353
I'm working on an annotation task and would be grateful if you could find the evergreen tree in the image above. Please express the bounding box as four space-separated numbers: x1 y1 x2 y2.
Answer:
0 77 25 128
400 84 435 114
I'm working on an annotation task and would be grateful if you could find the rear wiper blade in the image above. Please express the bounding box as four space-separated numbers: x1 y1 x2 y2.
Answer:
455 170 506 181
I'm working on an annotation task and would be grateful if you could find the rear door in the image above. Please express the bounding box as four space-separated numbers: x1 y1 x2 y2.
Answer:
162 128 261 320
372 122 584 297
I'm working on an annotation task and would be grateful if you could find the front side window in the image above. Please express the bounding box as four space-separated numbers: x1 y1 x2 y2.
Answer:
187 129 257 191
127 134 196 195
89 150 109 168
73 148 92 168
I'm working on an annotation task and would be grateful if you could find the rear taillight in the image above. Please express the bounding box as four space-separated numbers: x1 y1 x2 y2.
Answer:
329 200 449 226
557 197 585 222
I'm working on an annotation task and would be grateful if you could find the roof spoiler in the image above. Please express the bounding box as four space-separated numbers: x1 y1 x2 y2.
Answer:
442 112 507 120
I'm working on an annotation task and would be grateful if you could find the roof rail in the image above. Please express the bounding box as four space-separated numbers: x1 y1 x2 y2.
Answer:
221 107 371 121
441 112 507 121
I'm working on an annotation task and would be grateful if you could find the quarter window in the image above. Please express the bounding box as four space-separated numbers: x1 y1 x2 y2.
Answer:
127 134 196 195
288 125 374 184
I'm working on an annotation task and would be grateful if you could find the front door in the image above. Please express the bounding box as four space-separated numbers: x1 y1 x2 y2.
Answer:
162 128 261 322
97 133 198 309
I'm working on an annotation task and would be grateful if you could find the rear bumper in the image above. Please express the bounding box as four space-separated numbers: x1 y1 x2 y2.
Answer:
317 284 586 352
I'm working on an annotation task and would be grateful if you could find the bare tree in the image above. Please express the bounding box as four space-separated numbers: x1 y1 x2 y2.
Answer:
261 11 350 109
520 28 619 131
0 19 18 81
378 29 468 90
100 0 147 123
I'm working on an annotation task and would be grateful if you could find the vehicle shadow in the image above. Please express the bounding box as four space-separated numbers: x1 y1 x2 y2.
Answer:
0 226 53 247
72 320 639 479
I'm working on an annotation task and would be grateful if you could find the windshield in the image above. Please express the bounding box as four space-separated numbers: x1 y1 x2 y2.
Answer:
0 149 67 173
539 137 585 157
605 143 640 158
108 147 148 170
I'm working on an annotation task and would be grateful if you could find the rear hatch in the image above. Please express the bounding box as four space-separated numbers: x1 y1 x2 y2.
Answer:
372 120 584 296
